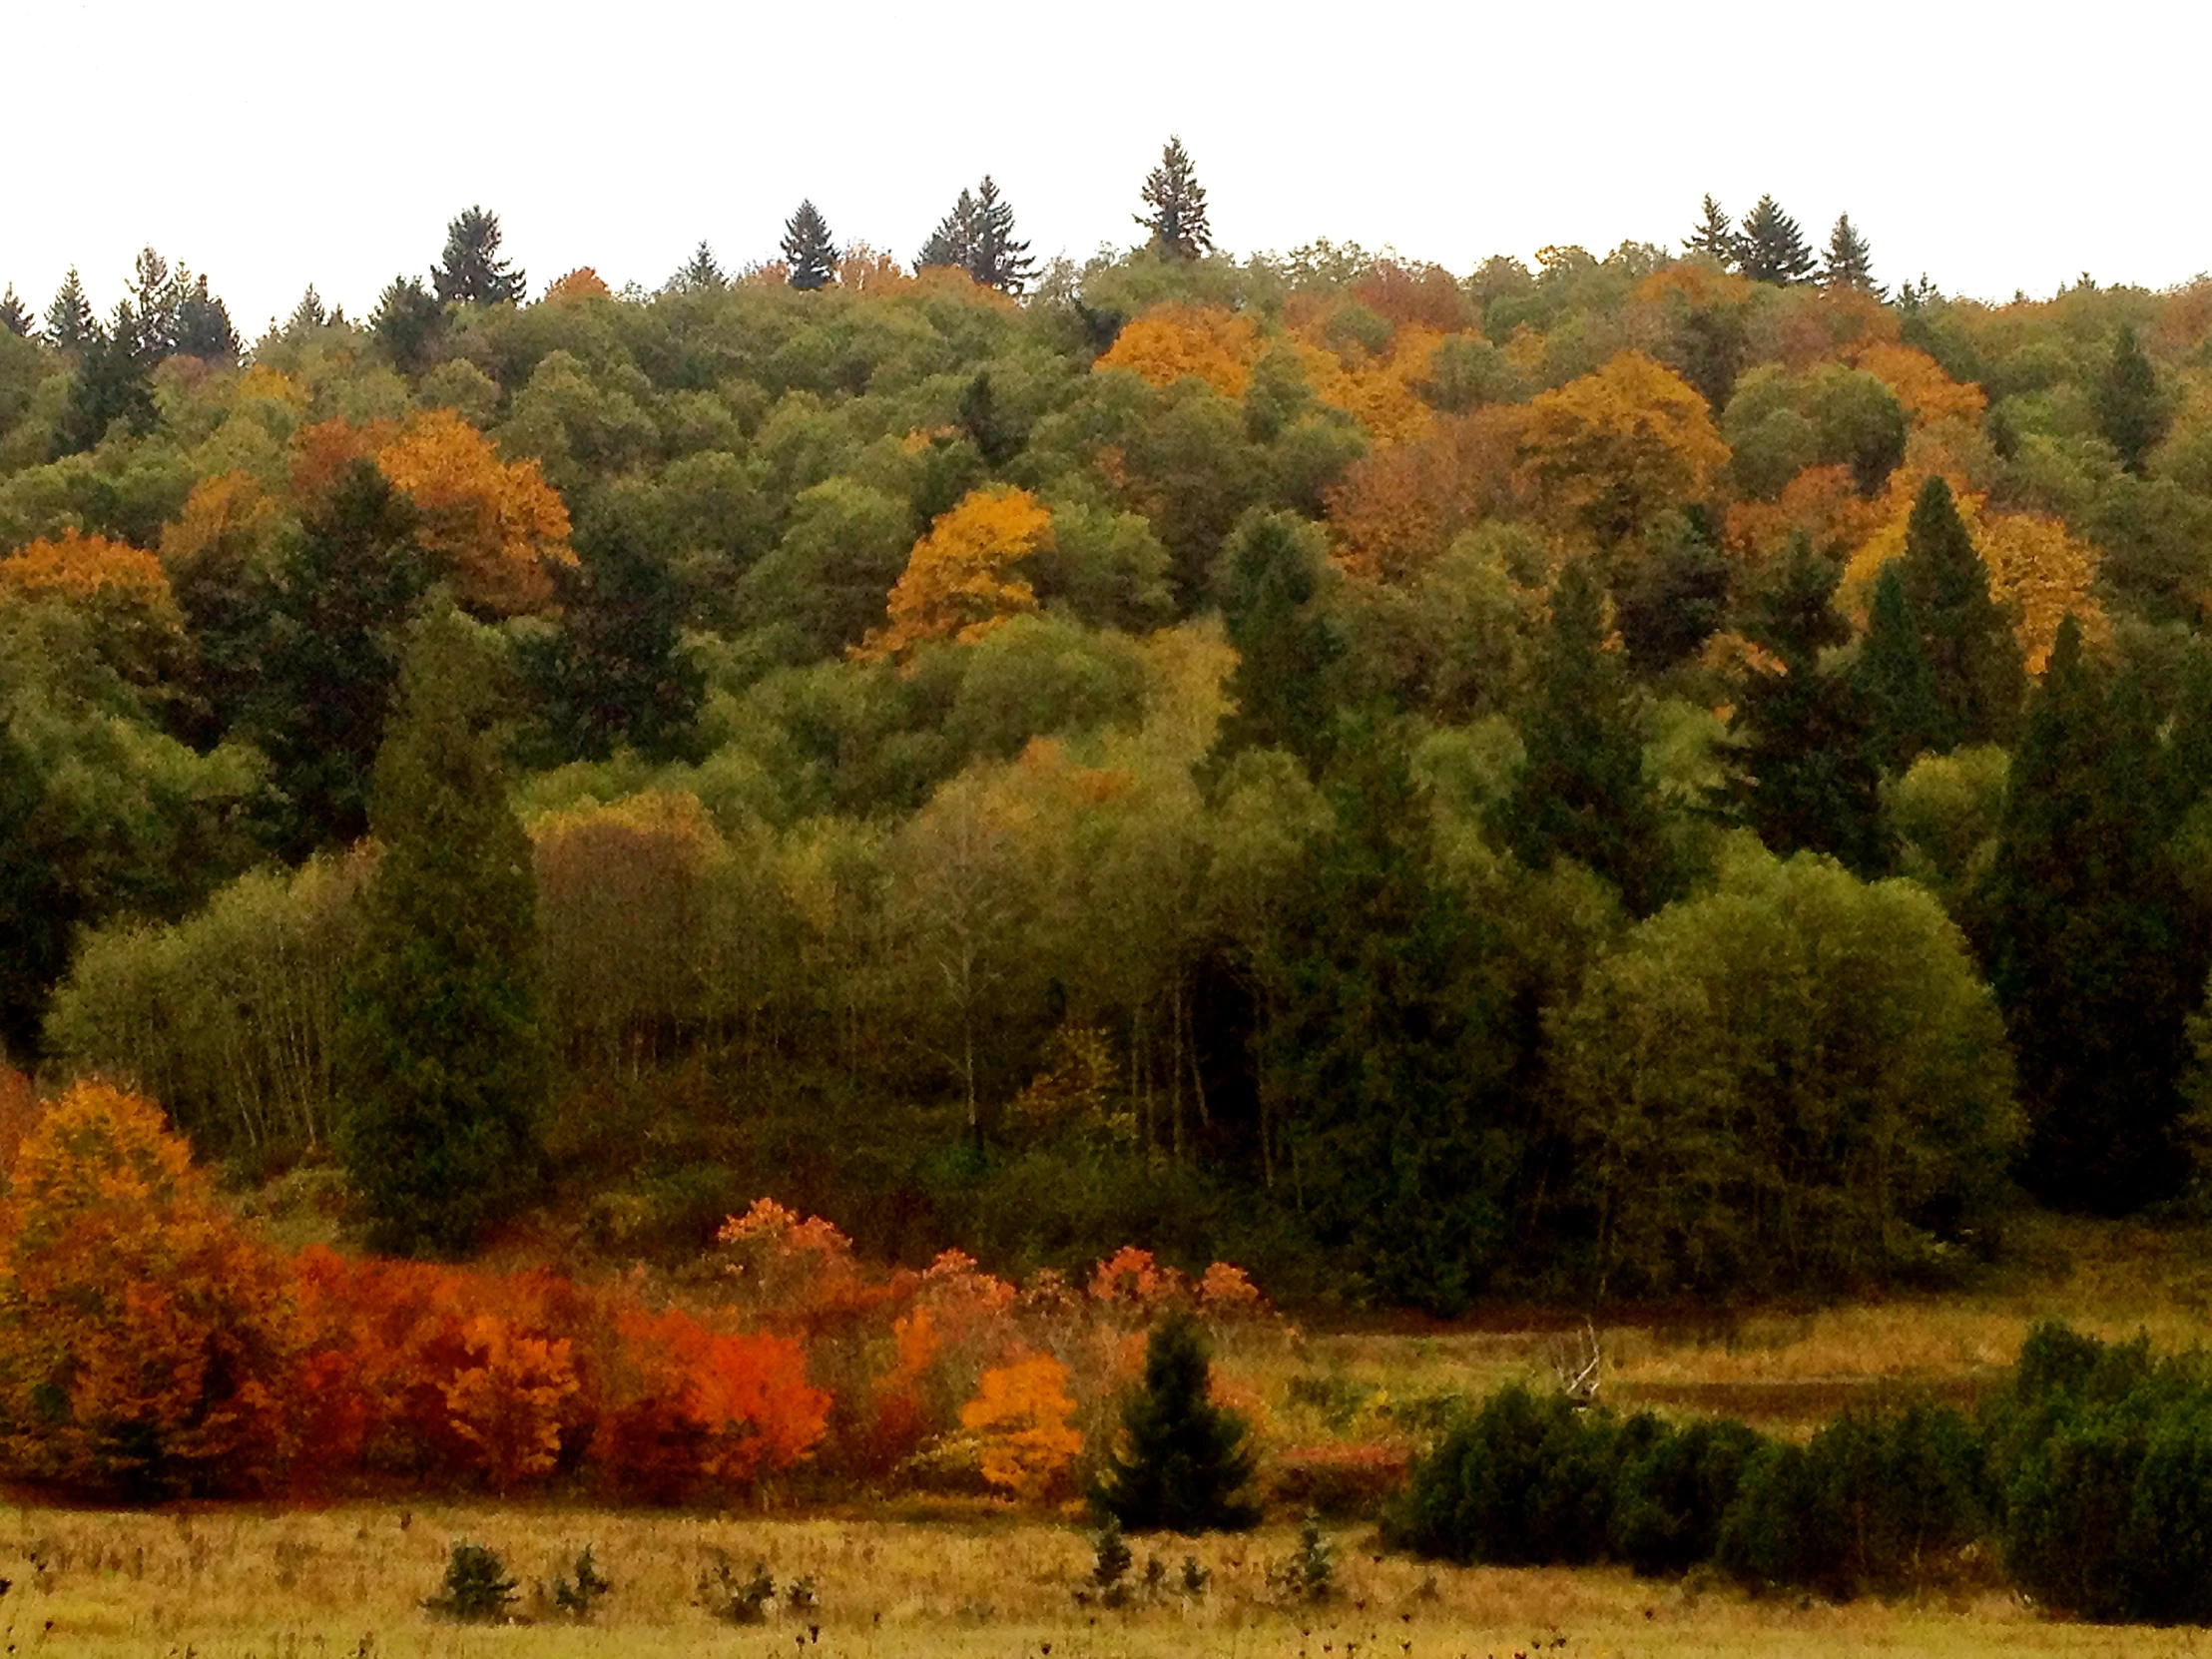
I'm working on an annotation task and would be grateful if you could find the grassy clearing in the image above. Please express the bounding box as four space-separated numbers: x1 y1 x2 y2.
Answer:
2 1507 2205 1659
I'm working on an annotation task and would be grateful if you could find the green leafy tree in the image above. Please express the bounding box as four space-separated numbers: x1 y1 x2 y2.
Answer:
1820 214 1882 294
1685 195 1740 269
371 275 444 372
1090 1312 1261 1532
1496 560 1676 916
1137 137 1213 261
780 201 837 291
2093 322 2169 474
44 269 94 351
335 604 549 1257
1724 539 1882 868
1738 196 1816 285
1983 616 2196 1212
432 206 526 306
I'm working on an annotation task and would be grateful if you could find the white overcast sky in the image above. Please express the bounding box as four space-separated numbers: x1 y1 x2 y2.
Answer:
5 0 2206 334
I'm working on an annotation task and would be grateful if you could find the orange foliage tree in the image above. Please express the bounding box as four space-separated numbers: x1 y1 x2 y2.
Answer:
1095 304 1265 398
1848 342 1987 428
1325 406 1526 581
855 486 1049 661
542 268 611 305
0 1082 293 1496
371 408 575 612
1513 351 1730 548
959 1353 1082 1501
440 1314 581 1492
0 529 186 680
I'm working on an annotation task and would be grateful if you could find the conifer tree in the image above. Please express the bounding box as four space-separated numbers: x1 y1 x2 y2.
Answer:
1984 617 2195 1212
917 188 980 275
1496 559 1675 916
1685 195 1740 269
1724 538 1882 868
969 176 1036 293
2093 322 2169 473
44 269 94 351
1896 476 2025 750
1854 564 1944 772
1738 196 1816 285
675 240 726 290
1210 510 1344 775
335 603 549 1257
172 275 240 360
433 206 526 306
1137 137 1214 261
0 287 30 337
56 303 155 455
1821 214 1882 295
127 248 175 361
780 201 837 291
1090 1313 1261 1533
370 276 444 372
286 285 328 335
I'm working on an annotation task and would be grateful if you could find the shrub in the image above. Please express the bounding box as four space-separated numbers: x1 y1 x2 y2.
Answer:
427 1541 516 1622
698 1554 777 1624
1268 1517 1336 1603
1090 1312 1261 1533
1612 1417 1765 1577
551 1544 612 1619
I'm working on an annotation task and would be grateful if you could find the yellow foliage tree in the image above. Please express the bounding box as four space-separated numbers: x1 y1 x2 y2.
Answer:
370 409 576 613
1289 325 1443 446
1095 304 1264 398
160 470 280 580
541 268 611 305
959 1352 1083 1502
0 1082 294 1496
1513 351 1730 547
855 486 1048 661
1849 342 1987 427
837 243 917 295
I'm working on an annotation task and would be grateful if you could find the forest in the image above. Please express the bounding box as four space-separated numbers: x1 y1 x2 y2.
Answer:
5 145 2212 1318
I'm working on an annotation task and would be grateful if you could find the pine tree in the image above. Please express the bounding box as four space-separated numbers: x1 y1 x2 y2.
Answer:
1090 1312 1261 1532
56 303 155 455
1724 538 1882 868
1821 214 1882 295
674 241 726 291
2093 322 2169 473
1854 564 1944 772
172 275 240 359
1137 137 1214 261
286 285 328 335
969 176 1036 293
0 287 30 337
334 602 549 1257
780 201 837 291
1984 616 2195 1212
433 206 526 306
1496 560 1676 916
1896 476 2024 750
1738 196 1817 285
1685 195 1740 269
917 188 980 275
44 269 94 351
370 276 444 373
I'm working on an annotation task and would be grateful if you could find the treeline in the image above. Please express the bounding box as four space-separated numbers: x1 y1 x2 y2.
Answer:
6 150 2212 1304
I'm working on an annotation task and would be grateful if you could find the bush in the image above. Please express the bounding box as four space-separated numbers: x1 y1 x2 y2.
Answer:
427 1541 516 1622
1612 1417 1765 1576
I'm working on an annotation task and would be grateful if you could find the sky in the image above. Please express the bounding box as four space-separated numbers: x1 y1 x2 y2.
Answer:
5 0 2207 333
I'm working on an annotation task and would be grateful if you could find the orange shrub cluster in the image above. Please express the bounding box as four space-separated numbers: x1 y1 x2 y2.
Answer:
0 1086 1272 1508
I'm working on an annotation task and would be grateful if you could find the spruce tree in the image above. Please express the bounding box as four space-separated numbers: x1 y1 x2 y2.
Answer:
1821 214 1882 295
1724 538 1882 868
969 176 1036 293
432 206 526 305
127 248 175 361
1896 476 2024 750
675 240 726 290
1137 137 1214 261
1984 617 2195 1212
1854 564 1944 771
56 303 155 454
1738 196 1816 285
1496 559 1675 916
44 269 94 351
172 275 240 359
917 188 980 275
2093 322 2169 473
1209 510 1343 775
780 201 837 291
335 603 549 1256
1090 1313 1261 1532
286 285 328 335
0 287 30 337
370 276 444 372
1685 195 1740 269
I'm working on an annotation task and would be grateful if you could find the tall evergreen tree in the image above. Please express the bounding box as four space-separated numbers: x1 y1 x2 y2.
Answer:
1895 475 2025 750
1854 564 1944 772
286 285 328 335
1496 560 1675 916
1137 137 1214 261
432 206 526 306
126 248 175 361
1685 195 1741 269
1617 509 1729 672
780 200 837 291
1209 510 1343 775
370 276 444 372
674 240 726 291
2093 322 2169 474
44 270 93 351
335 603 548 1257
968 176 1036 293
917 188 980 275
1821 214 1882 294
56 303 155 454
172 275 240 359
0 287 30 337
1984 617 2195 1212
1724 539 1882 868
1738 195 1817 285
1090 1313 1261 1532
